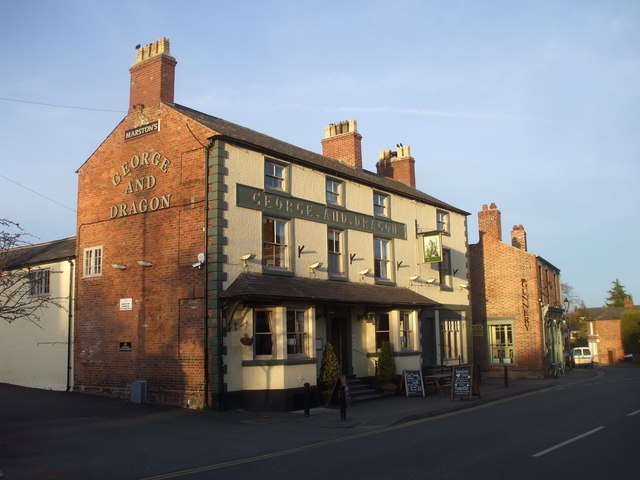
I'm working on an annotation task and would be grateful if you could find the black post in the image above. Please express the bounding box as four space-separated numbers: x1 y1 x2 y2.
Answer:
303 382 310 417
503 366 509 387
339 385 347 421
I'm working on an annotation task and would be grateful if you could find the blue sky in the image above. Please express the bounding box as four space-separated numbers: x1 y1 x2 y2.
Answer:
1 0 638 307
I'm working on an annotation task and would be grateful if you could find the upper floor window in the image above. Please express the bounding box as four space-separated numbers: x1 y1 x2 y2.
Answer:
326 178 343 206
286 309 307 357
374 237 390 280
327 228 344 277
84 246 102 277
30 269 50 296
265 159 287 191
436 210 450 233
438 248 452 289
373 192 388 217
262 216 288 270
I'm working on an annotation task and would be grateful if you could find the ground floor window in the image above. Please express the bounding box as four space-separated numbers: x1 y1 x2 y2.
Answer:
254 309 275 359
399 311 412 350
488 320 515 364
375 313 390 351
286 309 307 357
441 317 463 362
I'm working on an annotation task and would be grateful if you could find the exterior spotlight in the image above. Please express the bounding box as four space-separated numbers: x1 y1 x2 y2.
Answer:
459 283 469 289
308 262 323 271
112 264 127 270
426 278 437 285
240 253 256 269
137 260 153 267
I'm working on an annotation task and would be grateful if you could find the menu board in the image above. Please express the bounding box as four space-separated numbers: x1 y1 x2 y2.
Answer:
451 365 473 400
403 370 425 397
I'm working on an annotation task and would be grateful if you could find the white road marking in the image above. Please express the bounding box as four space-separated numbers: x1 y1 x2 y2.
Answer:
627 409 640 417
533 426 605 457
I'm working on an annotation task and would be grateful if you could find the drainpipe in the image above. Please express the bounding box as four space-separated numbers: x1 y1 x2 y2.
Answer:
66 257 74 392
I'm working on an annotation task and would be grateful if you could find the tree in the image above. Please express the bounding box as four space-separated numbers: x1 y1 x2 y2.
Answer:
0 219 66 324
621 310 640 354
605 279 632 307
376 340 397 386
319 343 341 391
561 283 582 312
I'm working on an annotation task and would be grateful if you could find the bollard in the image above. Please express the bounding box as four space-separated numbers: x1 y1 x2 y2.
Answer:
304 382 310 417
339 385 347 421
503 365 509 387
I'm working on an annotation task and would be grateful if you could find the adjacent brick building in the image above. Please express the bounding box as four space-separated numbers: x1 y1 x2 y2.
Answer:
469 203 564 378
74 38 472 410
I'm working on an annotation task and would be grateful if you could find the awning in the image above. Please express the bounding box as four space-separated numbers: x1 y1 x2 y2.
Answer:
220 273 440 309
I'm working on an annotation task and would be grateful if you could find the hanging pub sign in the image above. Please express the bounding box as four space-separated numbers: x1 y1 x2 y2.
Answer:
422 232 443 263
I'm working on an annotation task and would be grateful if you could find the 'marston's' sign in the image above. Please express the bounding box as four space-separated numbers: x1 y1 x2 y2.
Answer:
124 120 160 141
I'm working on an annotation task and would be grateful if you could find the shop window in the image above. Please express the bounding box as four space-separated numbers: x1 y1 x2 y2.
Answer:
262 216 288 270
436 210 450 234
264 159 288 192
374 237 390 281
488 321 515 365
373 192 388 217
441 317 463 362
375 313 390 351
438 248 452 289
327 228 344 277
83 246 102 277
399 311 412 350
254 309 275 359
30 269 50 296
286 309 307 357
326 178 343 206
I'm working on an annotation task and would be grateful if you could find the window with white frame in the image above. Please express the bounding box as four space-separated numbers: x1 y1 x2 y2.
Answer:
286 309 307 357
264 159 287 191
262 217 288 269
488 320 515 365
436 210 450 234
326 178 343 205
30 269 50 295
375 313 390 351
438 248 452 288
254 309 275 359
441 317 463 362
327 228 344 277
399 311 412 350
84 246 102 277
373 192 388 217
374 237 390 280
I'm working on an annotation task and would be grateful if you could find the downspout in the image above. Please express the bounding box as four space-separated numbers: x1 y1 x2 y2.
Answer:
66 257 74 392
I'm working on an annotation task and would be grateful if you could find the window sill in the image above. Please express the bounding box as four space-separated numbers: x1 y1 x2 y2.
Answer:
375 279 396 287
328 274 348 282
262 268 294 277
243 358 316 367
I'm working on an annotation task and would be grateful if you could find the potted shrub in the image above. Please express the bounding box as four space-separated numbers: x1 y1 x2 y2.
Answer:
319 343 341 404
376 340 397 395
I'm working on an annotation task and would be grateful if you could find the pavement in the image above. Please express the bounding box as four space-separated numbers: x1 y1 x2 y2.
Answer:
0 367 603 434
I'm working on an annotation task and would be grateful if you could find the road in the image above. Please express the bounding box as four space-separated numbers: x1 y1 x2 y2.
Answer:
2 366 638 479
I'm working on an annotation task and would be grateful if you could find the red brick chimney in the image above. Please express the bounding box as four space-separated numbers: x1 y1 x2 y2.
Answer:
321 120 362 169
478 203 502 242
511 224 527 251
624 296 634 308
376 145 416 187
129 38 177 113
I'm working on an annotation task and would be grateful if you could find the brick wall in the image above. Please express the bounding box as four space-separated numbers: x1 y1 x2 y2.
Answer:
593 319 624 364
75 104 215 407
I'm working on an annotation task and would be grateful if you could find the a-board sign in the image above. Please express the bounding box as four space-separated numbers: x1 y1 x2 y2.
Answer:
451 365 473 400
403 369 425 397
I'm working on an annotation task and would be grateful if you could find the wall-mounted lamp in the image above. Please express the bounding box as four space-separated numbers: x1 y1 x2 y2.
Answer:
359 268 371 280
192 252 206 269
459 283 469 290
409 275 420 285
112 264 127 270
308 261 322 270
240 253 256 269
426 278 437 286
137 260 153 267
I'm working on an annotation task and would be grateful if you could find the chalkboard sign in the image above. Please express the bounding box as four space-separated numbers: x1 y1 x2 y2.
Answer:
451 365 473 400
403 370 425 397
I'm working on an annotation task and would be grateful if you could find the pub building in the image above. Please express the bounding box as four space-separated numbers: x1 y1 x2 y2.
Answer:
74 38 471 410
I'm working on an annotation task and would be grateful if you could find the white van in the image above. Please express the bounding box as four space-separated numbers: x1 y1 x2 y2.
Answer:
572 347 594 368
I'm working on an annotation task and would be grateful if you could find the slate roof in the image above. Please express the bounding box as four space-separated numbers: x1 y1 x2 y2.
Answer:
591 306 640 321
2 237 76 270
171 103 469 216
221 273 440 308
